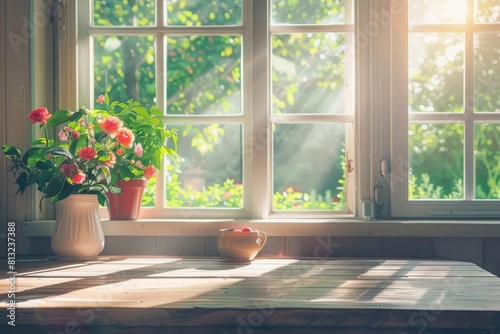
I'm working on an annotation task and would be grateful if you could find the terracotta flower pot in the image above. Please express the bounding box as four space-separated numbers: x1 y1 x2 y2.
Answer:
107 179 148 220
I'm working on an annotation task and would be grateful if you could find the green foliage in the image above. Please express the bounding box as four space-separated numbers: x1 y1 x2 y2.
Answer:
165 174 243 208
94 92 179 183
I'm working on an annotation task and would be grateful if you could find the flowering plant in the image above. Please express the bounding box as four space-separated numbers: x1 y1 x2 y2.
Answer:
2 94 178 207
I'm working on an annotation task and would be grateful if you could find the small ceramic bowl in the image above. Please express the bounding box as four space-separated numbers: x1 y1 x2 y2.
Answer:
217 228 267 261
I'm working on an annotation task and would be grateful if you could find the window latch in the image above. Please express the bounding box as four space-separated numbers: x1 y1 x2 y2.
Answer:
380 157 390 177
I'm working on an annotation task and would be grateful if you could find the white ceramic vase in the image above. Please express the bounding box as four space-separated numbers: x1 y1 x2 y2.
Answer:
51 194 105 261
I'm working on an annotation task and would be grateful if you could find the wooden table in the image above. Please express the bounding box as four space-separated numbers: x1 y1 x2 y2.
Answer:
1 257 500 333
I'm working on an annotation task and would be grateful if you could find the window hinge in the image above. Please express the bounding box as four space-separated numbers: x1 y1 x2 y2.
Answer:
380 157 390 177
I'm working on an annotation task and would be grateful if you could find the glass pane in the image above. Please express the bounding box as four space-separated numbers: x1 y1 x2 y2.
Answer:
93 36 156 108
166 124 243 208
272 33 348 114
93 0 155 26
142 178 156 207
273 123 346 211
474 33 500 112
408 123 464 199
474 123 500 199
166 36 242 115
166 0 242 26
475 0 500 23
408 33 464 113
408 0 466 24
271 0 352 25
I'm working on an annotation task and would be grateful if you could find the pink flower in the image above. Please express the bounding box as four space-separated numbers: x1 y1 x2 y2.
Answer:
104 151 116 167
98 116 123 137
134 143 143 157
60 164 77 177
71 131 80 139
96 94 105 104
144 165 156 180
28 107 52 125
117 128 135 149
71 172 86 184
116 148 124 156
77 147 97 160
58 130 68 141
135 160 144 169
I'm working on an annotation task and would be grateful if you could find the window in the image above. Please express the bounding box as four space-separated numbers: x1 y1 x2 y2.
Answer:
392 0 500 217
76 0 357 220
65 0 500 221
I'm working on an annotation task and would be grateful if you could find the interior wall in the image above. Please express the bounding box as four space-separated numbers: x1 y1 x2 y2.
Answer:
1 0 33 258
30 235 500 277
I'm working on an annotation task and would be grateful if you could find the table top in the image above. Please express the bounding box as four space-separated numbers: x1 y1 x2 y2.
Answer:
1 256 500 330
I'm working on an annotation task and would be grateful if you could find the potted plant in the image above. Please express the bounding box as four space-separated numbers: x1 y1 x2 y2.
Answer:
2 97 178 259
2 106 119 260
93 93 179 219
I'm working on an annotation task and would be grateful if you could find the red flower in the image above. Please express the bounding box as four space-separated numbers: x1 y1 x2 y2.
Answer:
28 107 52 125
116 148 124 156
98 116 123 137
144 165 156 180
96 94 105 104
71 131 80 139
60 164 78 177
117 128 135 149
77 147 97 160
71 172 86 184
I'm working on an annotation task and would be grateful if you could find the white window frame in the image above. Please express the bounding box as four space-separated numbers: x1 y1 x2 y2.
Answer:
69 0 363 221
391 0 500 218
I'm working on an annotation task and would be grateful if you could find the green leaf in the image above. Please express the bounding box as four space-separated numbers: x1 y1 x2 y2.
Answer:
131 106 150 119
118 165 135 180
43 147 74 163
32 138 51 147
2 145 21 159
46 109 72 126
22 147 43 165
69 134 89 156
69 110 85 122
15 172 30 195
43 174 65 198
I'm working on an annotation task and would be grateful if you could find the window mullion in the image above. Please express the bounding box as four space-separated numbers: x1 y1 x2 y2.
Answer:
250 0 269 219
464 0 475 200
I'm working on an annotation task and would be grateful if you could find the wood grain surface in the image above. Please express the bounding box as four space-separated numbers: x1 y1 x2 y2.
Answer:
1 256 500 333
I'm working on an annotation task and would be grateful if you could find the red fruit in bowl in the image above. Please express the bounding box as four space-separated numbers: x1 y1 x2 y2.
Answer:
241 227 253 232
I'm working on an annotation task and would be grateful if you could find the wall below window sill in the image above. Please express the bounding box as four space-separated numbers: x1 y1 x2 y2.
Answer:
22 219 500 238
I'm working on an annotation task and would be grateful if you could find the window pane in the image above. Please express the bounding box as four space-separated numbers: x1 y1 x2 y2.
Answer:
166 0 242 26
408 123 464 199
474 33 500 112
166 36 242 115
475 0 500 23
408 0 466 24
408 33 464 113
272 123 346 211
94 36 156 108
93 0 155 26
474 123 500 199
142 178 156 207
166 124 243 208
272 33 347 114
271 0 352 25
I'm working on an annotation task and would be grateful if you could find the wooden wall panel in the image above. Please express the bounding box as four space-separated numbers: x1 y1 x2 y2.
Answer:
483 238 500 277
435 237 484 268
3 0 32 256
0 0 7 259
